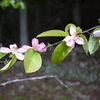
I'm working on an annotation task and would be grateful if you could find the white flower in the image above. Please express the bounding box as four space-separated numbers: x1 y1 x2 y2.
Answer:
63 26 84 48
0 44 26 60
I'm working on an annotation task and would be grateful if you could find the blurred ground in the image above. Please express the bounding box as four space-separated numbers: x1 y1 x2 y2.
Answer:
0 47 100 100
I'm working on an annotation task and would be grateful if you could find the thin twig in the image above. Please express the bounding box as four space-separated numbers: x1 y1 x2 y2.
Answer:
45 25 100 48
78 25 100 35
0 75 78 100
46 40 62 49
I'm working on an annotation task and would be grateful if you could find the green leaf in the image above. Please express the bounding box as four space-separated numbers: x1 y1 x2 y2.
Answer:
10 1 25 9
37 30 68 37
24 48 42 73
52 42 71 64
0 52 7 59
76 27 82 33
0 55 17 73
18 1 25 9
0 0 10 8
65 23 82 34
88 35 100 54
65 23 76 32
98 19 100 23
79 34 88 55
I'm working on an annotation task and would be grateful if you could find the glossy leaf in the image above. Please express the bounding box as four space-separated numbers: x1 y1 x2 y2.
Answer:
24 48 42 73
52 42 71 64
11 1 25 9
0 52 7 59
76 27 82 33
0 55 17 73
88 35 100 54
79 34 88 55
65 23 76 32
37 30 68 37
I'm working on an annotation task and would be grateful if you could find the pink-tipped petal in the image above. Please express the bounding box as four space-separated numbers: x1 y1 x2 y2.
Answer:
0 47 11 53
15 53 24 60
21 45 31 51
38 43 47 52
31 38 47 52
75 37 84 45
70 26 76 36
39 43 46 50
63 36 75 47
67 39 75 47
38 48 47 52
32 38 39 46
32 44 40 51
17 48 27 53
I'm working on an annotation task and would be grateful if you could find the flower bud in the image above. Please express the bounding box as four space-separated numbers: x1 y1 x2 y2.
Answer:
93 30 100 37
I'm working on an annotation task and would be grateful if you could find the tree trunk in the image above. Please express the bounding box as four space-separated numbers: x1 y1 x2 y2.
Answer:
19 2 29 46
72 0 81 26
34 0 40 35
0 21 2 47
0 9 3 47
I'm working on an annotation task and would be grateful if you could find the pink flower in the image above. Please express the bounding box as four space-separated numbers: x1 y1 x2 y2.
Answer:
0 44 26 60
63 26 84 48
22 38 47 52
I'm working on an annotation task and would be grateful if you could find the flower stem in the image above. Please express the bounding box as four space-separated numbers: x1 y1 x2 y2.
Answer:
46 40 62 48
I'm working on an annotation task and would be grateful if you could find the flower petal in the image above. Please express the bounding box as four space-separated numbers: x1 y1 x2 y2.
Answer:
17 48 27 53
38 48 47 52
32 38 39 46
67 39 75 47
32 44 40 51
0 47 11 53
63 36 75 47
70 26 76 36
31 38 47 52
37 42 47 52
21 45 31 51
10 44 18 50
15 53 24 60
75 36 84 45
93 30 100 37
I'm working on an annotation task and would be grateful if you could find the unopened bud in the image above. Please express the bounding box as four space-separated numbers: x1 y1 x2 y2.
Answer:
93 30 100 37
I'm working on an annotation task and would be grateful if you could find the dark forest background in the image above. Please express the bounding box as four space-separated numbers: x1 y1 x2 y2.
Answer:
0 1 100 100
0 0 100 46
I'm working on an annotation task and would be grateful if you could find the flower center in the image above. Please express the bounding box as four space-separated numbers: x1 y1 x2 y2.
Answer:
12 46 18 50
10 46 18 54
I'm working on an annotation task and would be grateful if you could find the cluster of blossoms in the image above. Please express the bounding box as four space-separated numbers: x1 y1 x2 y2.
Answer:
0 24 100 73
0 38 47 60
0 25 100 62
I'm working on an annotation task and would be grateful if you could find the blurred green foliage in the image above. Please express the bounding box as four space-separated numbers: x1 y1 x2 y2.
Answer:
0 0 25 9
